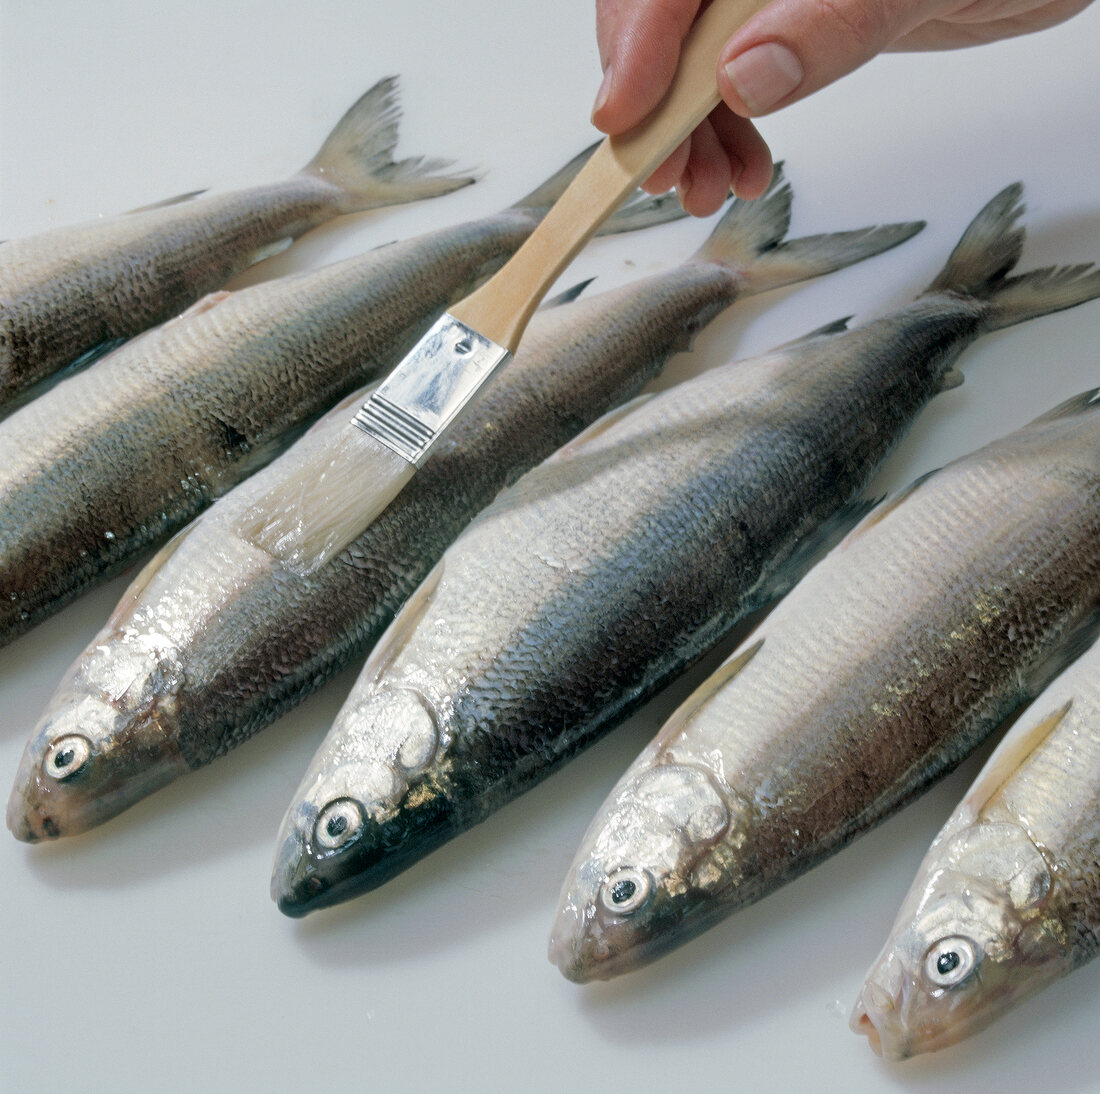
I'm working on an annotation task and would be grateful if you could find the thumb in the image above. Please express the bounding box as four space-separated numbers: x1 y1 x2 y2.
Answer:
717 0 943 116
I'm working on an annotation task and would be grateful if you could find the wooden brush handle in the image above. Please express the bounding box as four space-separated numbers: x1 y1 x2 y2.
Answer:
450 0 770 352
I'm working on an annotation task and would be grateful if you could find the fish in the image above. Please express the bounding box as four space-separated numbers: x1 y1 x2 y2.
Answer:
5 174 917 841
548 388 1100 984
851 633 1100 1060
0 77 475 407
266 187 1075 919
0 144 684 647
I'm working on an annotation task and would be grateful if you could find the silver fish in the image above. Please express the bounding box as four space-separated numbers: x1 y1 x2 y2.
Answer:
549 389 1100 983
0 145 672 647
6 175 909 841
0 77 473 406
267 194 1067 919
852 632 1100 1060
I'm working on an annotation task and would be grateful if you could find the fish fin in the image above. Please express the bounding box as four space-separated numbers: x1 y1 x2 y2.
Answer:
359 560 447 687
510 142 601 210
546 393 657 460
758 497 881 602
927 183 1026 296
510 143 687 232
0 336 131 421
938 368 965 392
1020 609 1100 700
301 76 477 213
689 164 791 270
104 527 195 629
123 189 208 214
152 290 234 334
248 236 295 267
964 700 1074 820
1025 388 1100 424
981 263 1100 333
67 337 129 370
598 190 689 236
541 279 595 309
840 469 941 544
658 639 765 745
739 221 926 297
772 316 852 350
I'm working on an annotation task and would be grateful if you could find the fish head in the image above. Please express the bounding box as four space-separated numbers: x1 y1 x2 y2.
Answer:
549 759 742 981
851 819 1067 1060
6 626 190 841
272 684 452 916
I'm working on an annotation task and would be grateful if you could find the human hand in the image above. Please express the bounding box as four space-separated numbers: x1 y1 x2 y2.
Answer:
592 0 1093 215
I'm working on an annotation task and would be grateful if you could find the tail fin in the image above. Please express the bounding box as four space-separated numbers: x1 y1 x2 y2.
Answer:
691 165 791 269
982 263 1100 332
511 141 687 234
695 167 925 296
510 143 600 210
927 183 1025 296
301 77 476 212
928 183 1100 331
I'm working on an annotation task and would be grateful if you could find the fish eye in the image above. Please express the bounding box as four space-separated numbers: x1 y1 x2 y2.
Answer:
923 936 978 988
314 799 363 852
599 868 651 916
43 735 92 781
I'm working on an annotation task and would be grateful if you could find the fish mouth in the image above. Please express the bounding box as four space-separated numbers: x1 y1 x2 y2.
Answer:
273 780 462 917
6 796 59 843
850 981 910 1061
270 828 333 918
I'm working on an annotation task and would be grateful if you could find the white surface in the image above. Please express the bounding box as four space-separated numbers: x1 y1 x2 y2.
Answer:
2 2 1099 1091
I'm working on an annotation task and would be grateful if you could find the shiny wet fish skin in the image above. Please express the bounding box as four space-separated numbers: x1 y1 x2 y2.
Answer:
0 147 631 648
8 177 903 842
852 633 1100 1060
549 392 1100 984
273 190 1076 917
0 77 474 405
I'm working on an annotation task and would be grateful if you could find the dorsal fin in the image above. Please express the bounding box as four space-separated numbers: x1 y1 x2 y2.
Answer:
124 189 208 215
545 393 656 462
658 639 764 750
842 469 940 544
964 701 1073 818
1026 388 1100 426
359 560 446 688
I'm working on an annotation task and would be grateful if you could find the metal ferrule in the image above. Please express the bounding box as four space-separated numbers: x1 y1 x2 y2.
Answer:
352 313 512 466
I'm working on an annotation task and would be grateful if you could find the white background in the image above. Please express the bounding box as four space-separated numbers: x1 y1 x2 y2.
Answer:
2 2 1099 1091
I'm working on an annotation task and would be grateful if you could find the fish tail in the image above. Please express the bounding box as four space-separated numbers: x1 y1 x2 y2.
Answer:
709 167 925 295
301 77 476 212
925 183 1100 330
981 263 1100 332
510 141 687 235
926 183 1026 297
690 164 792 271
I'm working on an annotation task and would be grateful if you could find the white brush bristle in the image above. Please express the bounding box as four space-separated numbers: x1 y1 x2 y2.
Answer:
238 425 414 575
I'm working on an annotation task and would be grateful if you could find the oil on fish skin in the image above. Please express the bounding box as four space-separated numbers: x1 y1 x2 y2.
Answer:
0 77 475 407
549 385 1100 985
853 630 1100 1061
266 187 1088 921
0 143 684 648
7 173 918 842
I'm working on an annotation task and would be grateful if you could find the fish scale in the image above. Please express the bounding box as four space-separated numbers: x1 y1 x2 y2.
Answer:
0 200 594 646
0 78 475 404
854 626 1100 1058
271 276 998 914
551 397 1100 982
14 176 916 841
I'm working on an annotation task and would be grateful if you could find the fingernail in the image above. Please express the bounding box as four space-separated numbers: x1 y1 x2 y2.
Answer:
592 68 613 121
729 157 745 199
724 43 803 114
